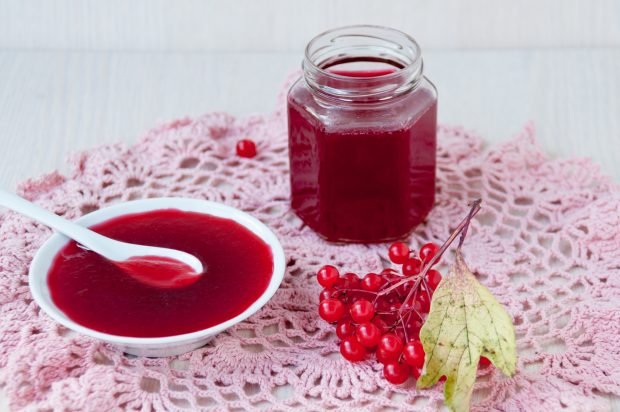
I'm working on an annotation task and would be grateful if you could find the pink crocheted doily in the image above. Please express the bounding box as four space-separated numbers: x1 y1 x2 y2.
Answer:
1 76 619 411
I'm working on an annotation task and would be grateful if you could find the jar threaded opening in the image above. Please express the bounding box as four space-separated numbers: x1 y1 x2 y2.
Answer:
302 25 424 101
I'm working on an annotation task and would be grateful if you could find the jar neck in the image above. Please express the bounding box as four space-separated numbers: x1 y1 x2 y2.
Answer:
302 25 424 103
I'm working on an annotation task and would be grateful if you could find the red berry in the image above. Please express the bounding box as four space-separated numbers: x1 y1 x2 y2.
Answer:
388 302 402 312
479 356 491 368
235 139 257 158
383 361 410 384
402 340 425 368
388 242 410 264
386 294 400 304
374 297 390 312
336 319 356 340
426 269 442 290
378 333 403 358
376 347 394 364
412 366 422 379
355 322 381 347
317 265 339 288
338 273 361 290
404 319 423 341
318 298 345 323
402 258 422 276
340 336 366 362
420 242 440 263
349 299 375 323
414 292 430 314
361 272 384 292
319 288 336 302
372 317 390 334
398 282 416 298
439 376 447 382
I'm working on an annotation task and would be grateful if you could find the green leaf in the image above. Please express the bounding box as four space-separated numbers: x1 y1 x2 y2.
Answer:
417 250 517 412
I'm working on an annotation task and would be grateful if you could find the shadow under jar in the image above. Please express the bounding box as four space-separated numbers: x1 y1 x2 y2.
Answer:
287 25 438 243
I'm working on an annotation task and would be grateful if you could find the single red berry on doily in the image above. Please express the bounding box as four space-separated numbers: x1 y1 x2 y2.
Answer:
336 319 356 340
426 269 442 290
402 258 422 276
419 242 440 263
236 139 257 158
383 361 410 384
388 242 410 264
479 356 491 368
361 272 384 292
402 340 425 368
356 322 382 347
317 265 339 288
318 298 345 323
350 299 374 323
340 336 366 362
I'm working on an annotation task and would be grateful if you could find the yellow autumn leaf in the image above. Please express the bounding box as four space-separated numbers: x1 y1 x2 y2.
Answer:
417 250 517 412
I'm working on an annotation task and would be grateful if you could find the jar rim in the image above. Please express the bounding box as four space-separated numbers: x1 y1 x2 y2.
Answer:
302 25 424 101
303 24 422 80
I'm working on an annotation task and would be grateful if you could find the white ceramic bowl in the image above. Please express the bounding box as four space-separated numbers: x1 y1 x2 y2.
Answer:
29 198 286 357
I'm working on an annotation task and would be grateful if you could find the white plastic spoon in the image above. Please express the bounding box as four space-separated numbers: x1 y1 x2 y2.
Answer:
0 189 203 288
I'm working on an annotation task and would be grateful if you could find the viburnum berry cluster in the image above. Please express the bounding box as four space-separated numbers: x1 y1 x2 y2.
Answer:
317 241 490 385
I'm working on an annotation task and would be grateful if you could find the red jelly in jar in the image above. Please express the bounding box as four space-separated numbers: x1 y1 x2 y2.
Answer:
287 26 438 243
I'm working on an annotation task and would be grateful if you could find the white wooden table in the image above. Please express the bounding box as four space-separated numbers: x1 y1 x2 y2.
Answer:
0 1 618 410
1 49 618 188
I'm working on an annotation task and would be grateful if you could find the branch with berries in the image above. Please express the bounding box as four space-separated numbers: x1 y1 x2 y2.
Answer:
316 200 517 412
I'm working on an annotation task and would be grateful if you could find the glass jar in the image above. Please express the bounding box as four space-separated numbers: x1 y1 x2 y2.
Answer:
287 25 437 243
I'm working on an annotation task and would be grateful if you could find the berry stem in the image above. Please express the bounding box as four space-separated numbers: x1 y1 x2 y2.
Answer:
419 198 481 273
457 199 481 249
379 199 482 301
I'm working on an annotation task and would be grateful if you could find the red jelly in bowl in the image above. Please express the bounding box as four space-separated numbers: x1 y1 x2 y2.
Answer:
288 26 438 243
47 209 273 338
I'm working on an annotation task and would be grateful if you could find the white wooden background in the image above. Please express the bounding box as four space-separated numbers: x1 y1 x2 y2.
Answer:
0 0 619 410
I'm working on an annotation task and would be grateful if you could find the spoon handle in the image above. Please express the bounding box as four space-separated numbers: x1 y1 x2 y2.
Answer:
0 189 118 257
